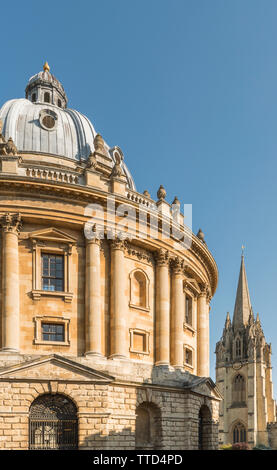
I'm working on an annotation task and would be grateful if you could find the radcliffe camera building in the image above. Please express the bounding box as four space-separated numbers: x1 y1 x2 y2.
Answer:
0 64 221 450
216 254 277 448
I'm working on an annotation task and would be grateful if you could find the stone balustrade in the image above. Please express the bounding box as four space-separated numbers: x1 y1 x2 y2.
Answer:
26 167 79 184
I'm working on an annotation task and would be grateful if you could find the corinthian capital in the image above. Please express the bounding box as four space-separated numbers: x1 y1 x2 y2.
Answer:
199 283 212 301
171 256 184 275
155 248 169 267
110 236 127 252
1 213 22 234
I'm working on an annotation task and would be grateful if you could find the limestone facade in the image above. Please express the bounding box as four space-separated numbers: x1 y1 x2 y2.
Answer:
0 64 220 450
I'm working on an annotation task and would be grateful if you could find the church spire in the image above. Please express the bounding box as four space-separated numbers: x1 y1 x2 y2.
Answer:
225 311 231 329
232 253 252 329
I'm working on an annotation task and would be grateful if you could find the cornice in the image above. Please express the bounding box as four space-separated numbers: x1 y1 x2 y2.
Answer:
0 176 218 295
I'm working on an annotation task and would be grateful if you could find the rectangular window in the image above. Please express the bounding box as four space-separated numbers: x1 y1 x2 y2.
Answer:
184 347 193 366
42 254 64 292
133 332 147 353
129 328 150 355
42 323 65 342
185 295 192 326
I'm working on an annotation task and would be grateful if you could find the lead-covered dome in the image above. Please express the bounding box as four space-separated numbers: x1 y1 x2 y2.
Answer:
0 63 135 189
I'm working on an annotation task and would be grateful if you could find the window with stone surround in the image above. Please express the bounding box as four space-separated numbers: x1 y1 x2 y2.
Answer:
129 328 150 355
185 294 193 326
34 316 70 346
129 269 150 312
232 374 246 405
184 345 193 368
233 422 247 443
29 228 76 302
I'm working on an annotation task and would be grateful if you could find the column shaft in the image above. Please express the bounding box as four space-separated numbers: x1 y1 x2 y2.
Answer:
110 239 127 358
85 239 102 356
171 270 184 368
155 251 170 366
197 291 210 376
1 214 21 353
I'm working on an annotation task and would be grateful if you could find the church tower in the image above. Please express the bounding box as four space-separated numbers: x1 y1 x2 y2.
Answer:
216 254 276 447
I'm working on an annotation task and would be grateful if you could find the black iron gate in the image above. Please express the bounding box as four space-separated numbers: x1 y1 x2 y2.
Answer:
29 394 78 450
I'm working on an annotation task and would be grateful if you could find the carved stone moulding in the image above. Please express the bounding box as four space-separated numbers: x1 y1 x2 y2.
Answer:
171 256 185 275
125 242 153 264
0 212 22 234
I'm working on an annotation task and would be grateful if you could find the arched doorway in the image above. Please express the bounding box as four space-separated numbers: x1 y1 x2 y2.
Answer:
198 405 212 450
135 402 162 449
29 394 78 450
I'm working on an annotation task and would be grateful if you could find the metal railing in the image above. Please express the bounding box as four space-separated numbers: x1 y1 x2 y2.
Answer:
29 418 78 450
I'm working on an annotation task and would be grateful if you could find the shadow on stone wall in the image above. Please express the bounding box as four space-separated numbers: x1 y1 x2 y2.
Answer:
81 428 135 450
77 364 219 451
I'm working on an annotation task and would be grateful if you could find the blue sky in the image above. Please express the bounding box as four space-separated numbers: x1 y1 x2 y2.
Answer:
1 0 277 391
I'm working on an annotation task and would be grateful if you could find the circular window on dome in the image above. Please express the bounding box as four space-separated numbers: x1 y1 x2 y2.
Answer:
42 115 55 129
39 109 58 131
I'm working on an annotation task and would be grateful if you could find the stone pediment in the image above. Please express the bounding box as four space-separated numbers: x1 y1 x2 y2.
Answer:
184 376 222 400
184 278 200 296
0 355 114 383
28 227 77 244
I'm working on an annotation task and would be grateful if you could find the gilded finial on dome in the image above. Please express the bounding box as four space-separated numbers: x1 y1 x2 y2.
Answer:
43 61 50 72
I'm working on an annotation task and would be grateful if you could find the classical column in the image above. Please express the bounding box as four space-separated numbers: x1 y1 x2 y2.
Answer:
110 237 128 359
171 257 184 368
1 213 22 353
155 249 170 366
197 286 210 376
85 237 103 356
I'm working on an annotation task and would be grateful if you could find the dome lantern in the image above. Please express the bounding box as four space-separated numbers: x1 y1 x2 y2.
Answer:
0 65 136 190
25 62 68 109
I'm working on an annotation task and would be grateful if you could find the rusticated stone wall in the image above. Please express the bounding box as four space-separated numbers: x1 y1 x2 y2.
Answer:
0 375 219 450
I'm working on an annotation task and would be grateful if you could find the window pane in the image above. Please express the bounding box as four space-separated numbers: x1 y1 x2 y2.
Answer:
54 279 64 291
42 256 49 276
42 254 64 292
48 281 56 291
42 323 65 342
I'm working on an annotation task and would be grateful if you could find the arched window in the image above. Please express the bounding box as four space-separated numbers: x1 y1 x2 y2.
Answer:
58 99 62 108
135 402 162 449
31 93 36 102
129 269 149 310
29 394 78 450
235 337 242 357
44 92 50 103
232 374 246 404
198 405 212 450
233 422 246 443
